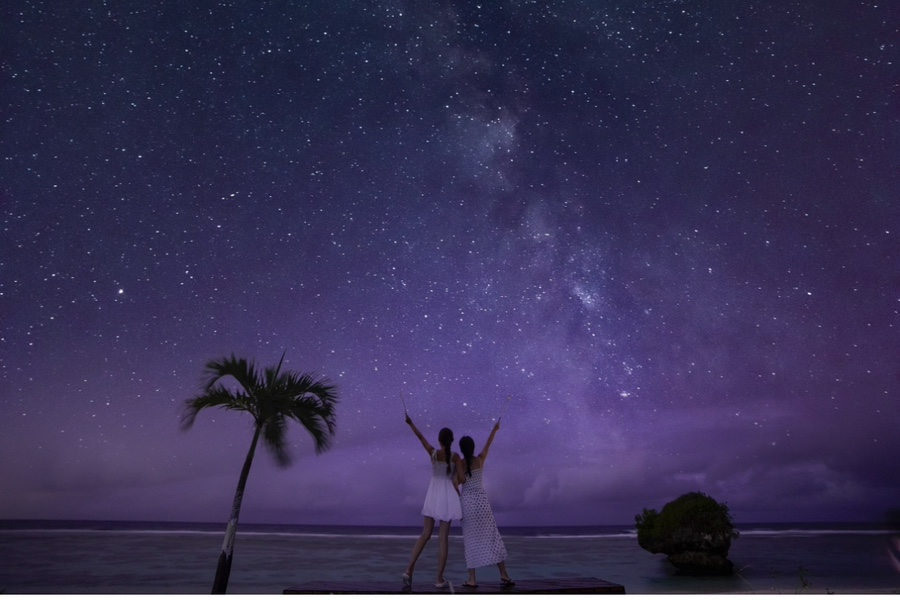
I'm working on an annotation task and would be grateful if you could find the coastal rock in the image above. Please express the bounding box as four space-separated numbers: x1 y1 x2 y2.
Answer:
635 491 740 577
668 551 734 575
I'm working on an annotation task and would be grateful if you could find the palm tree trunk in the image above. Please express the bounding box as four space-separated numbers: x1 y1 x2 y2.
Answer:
211 425 262 594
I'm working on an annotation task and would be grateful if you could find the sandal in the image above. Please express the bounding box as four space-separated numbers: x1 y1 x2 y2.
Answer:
434 580 449 589
462 582 478 588
500 578 515 587
402 573 412 588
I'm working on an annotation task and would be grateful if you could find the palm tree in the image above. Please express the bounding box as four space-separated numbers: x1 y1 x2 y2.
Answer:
181 352 338 594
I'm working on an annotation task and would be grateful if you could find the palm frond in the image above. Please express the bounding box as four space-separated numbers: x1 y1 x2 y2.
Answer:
264 351 287 389
181 387 249 431
202 354 262 395
286 399 337 454
182 354 339 462
262 414 291 466
261 372 337 456
280 374 338 455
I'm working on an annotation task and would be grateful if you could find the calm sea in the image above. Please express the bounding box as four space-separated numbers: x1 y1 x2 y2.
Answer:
1 520 899 594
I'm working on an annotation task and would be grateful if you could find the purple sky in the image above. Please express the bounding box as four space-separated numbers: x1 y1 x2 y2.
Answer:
2 1 898 528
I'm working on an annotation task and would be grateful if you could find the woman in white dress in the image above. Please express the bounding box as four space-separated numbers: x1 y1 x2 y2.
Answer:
403 415 463 589
457 421 514 589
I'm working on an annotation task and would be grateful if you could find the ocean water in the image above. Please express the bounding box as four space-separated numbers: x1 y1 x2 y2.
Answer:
1 520 899 594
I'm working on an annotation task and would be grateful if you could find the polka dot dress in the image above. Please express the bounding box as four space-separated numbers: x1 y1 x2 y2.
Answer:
460 468 508 569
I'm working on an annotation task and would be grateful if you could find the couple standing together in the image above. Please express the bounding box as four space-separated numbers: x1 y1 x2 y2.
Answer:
402 415 514 590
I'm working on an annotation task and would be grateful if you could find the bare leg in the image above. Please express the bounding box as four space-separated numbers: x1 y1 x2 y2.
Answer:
436 520 451 584
405 517 435 579
498 560 513 585
466 568 477 586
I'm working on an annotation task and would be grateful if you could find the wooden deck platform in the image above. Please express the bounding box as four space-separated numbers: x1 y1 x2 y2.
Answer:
284 577 625 594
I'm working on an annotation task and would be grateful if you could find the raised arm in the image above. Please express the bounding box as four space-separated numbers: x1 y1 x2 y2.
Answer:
478 420 501 463
405 414 434 455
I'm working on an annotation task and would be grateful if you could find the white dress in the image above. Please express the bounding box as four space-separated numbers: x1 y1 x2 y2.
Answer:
421 450 462 522
460 467 507 569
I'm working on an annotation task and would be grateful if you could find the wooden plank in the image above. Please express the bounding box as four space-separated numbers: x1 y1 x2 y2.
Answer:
284 577 626 594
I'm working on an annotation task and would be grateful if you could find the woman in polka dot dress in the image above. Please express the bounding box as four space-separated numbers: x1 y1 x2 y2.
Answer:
458 421 514 589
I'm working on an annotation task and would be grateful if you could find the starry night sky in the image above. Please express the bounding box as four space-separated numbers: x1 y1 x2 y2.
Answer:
2 1 898 527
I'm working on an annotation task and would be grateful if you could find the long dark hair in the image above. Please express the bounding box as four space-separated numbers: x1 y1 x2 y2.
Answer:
438 428 454 475
459 436 475 477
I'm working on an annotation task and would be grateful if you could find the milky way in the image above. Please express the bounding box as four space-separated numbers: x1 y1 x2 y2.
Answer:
2 1 898 526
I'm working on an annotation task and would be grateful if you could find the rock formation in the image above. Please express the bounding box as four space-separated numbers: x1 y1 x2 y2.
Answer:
635 491 739 576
